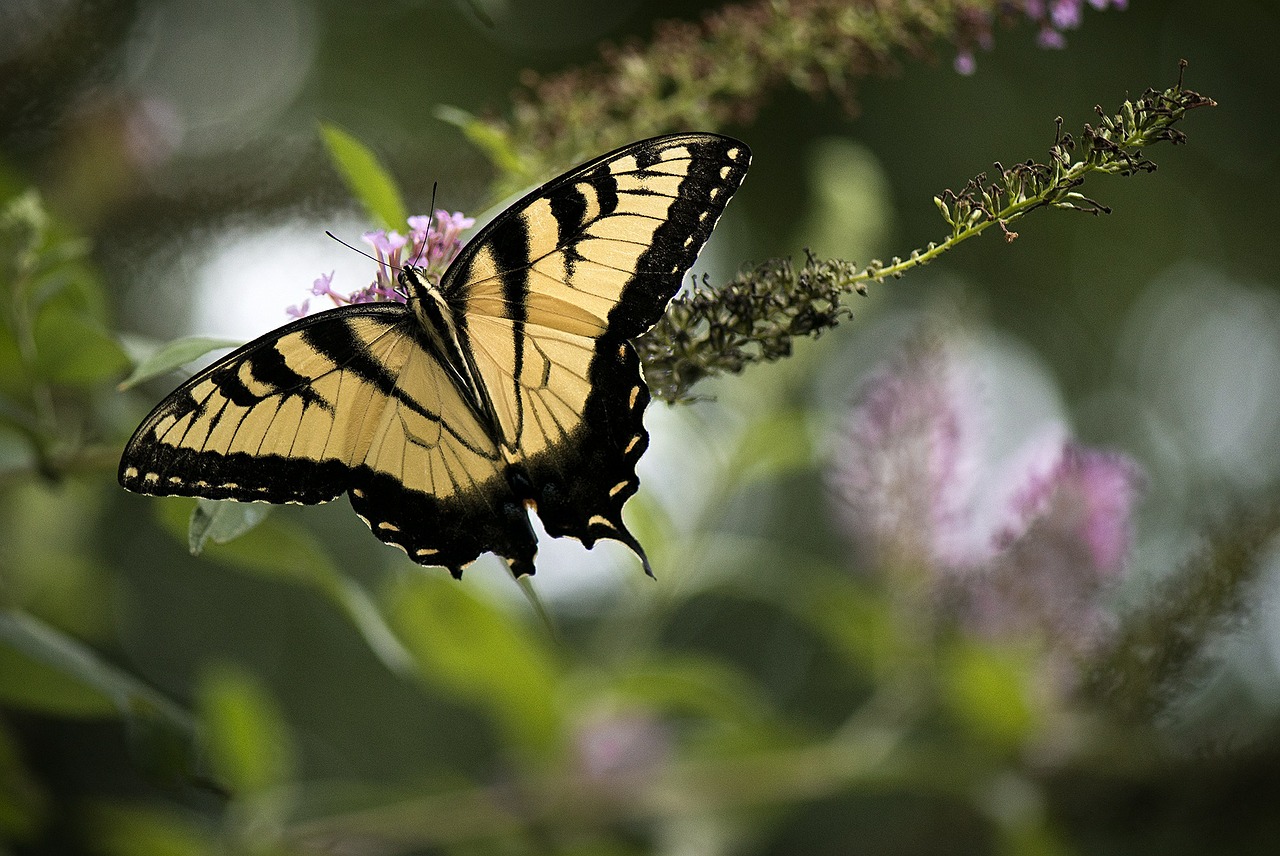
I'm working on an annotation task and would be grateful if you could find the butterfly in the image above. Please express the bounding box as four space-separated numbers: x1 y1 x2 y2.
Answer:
119 133 750 578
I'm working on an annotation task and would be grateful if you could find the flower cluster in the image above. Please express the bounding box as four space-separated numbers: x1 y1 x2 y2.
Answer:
286 210 475 318
954 0 1129 75
474 1 1124 192
830 332 1142 658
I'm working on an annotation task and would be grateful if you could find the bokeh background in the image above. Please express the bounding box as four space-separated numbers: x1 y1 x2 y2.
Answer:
3 0 1280 853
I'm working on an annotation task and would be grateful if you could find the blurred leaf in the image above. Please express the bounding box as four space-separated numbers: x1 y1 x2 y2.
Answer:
188 499 272 555
728 407 814 483
89 803 216 856
435 105 526 179
603 655 772 727
31 307 129 385
0 610 192 734
197 662 294 796
156 499 322 586
800 578 903 677
451 0 496 29
117 336 241 390
156 499 414 677
0 719 47 842
941 641 1039 750
388 573 561 756
319 122 408 231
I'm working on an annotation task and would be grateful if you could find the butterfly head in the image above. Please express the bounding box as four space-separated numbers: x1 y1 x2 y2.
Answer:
397 264 443 306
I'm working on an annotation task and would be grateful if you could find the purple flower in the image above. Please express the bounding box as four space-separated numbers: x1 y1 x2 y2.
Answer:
287 212 473 318
573 708 671 793
310 271 337 297
1036 25 1068 49
948 0 1123 73
1050 0 1083 29
832 335 981 570
830 331 1142 655
285 300 309 319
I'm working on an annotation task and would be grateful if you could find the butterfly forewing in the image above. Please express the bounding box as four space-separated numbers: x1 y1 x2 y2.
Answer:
443 134 751 565
119 304 531 574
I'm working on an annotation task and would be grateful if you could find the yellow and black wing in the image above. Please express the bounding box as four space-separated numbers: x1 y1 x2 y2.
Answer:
121 133 749 578
443 133 751 570
118 304 537 576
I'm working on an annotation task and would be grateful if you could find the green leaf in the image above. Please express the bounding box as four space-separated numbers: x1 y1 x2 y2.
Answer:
319 122 408 230
89 803 216 856
0 610 192 732
388 573 562 756
434 105 526 179
197 662 293 796
32 308 129 386
603 655 772 726
941 640 1040 750
117 336 241 390
801 578 904 677
0 719 47 842
188 499 272 555
156 499 414 677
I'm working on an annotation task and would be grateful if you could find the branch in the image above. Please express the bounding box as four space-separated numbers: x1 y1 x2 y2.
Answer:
637 66 1216 403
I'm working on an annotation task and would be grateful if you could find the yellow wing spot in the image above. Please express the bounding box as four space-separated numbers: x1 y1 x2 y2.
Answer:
220 482 239 490
167 476 183 485
352 488 365 498
684 235 695 247
588 514 613 528
609 480 630 497
709 187 721 199
195 480 209 488
727 147 742 160
698 211 709 221
123 466 139 479
256 486 269 493
416 547 439 557
378 521 400 532
143 472 159 484
624 435 641 454
629 385 641 408
720 166 732 178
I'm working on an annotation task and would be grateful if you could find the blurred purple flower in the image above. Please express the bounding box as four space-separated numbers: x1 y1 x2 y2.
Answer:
573 709 671 794
831 335 981 571
950 0 1125 72
287 212 473 317
830 332 1142 654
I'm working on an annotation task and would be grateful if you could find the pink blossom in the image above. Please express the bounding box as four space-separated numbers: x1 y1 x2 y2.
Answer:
830 331 1143 655
288 212 473 318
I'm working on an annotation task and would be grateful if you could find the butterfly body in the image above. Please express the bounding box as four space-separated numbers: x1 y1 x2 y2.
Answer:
120 134 750 578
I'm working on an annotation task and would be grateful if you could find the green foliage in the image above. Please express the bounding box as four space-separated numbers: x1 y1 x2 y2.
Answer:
196 663 294 796
319 122 410 231
1 2 1273 854
117 337 241 391
388 572 562 757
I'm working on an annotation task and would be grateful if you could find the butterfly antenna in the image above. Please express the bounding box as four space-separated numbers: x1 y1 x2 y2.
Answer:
325 230 386 266
408 181 439 270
